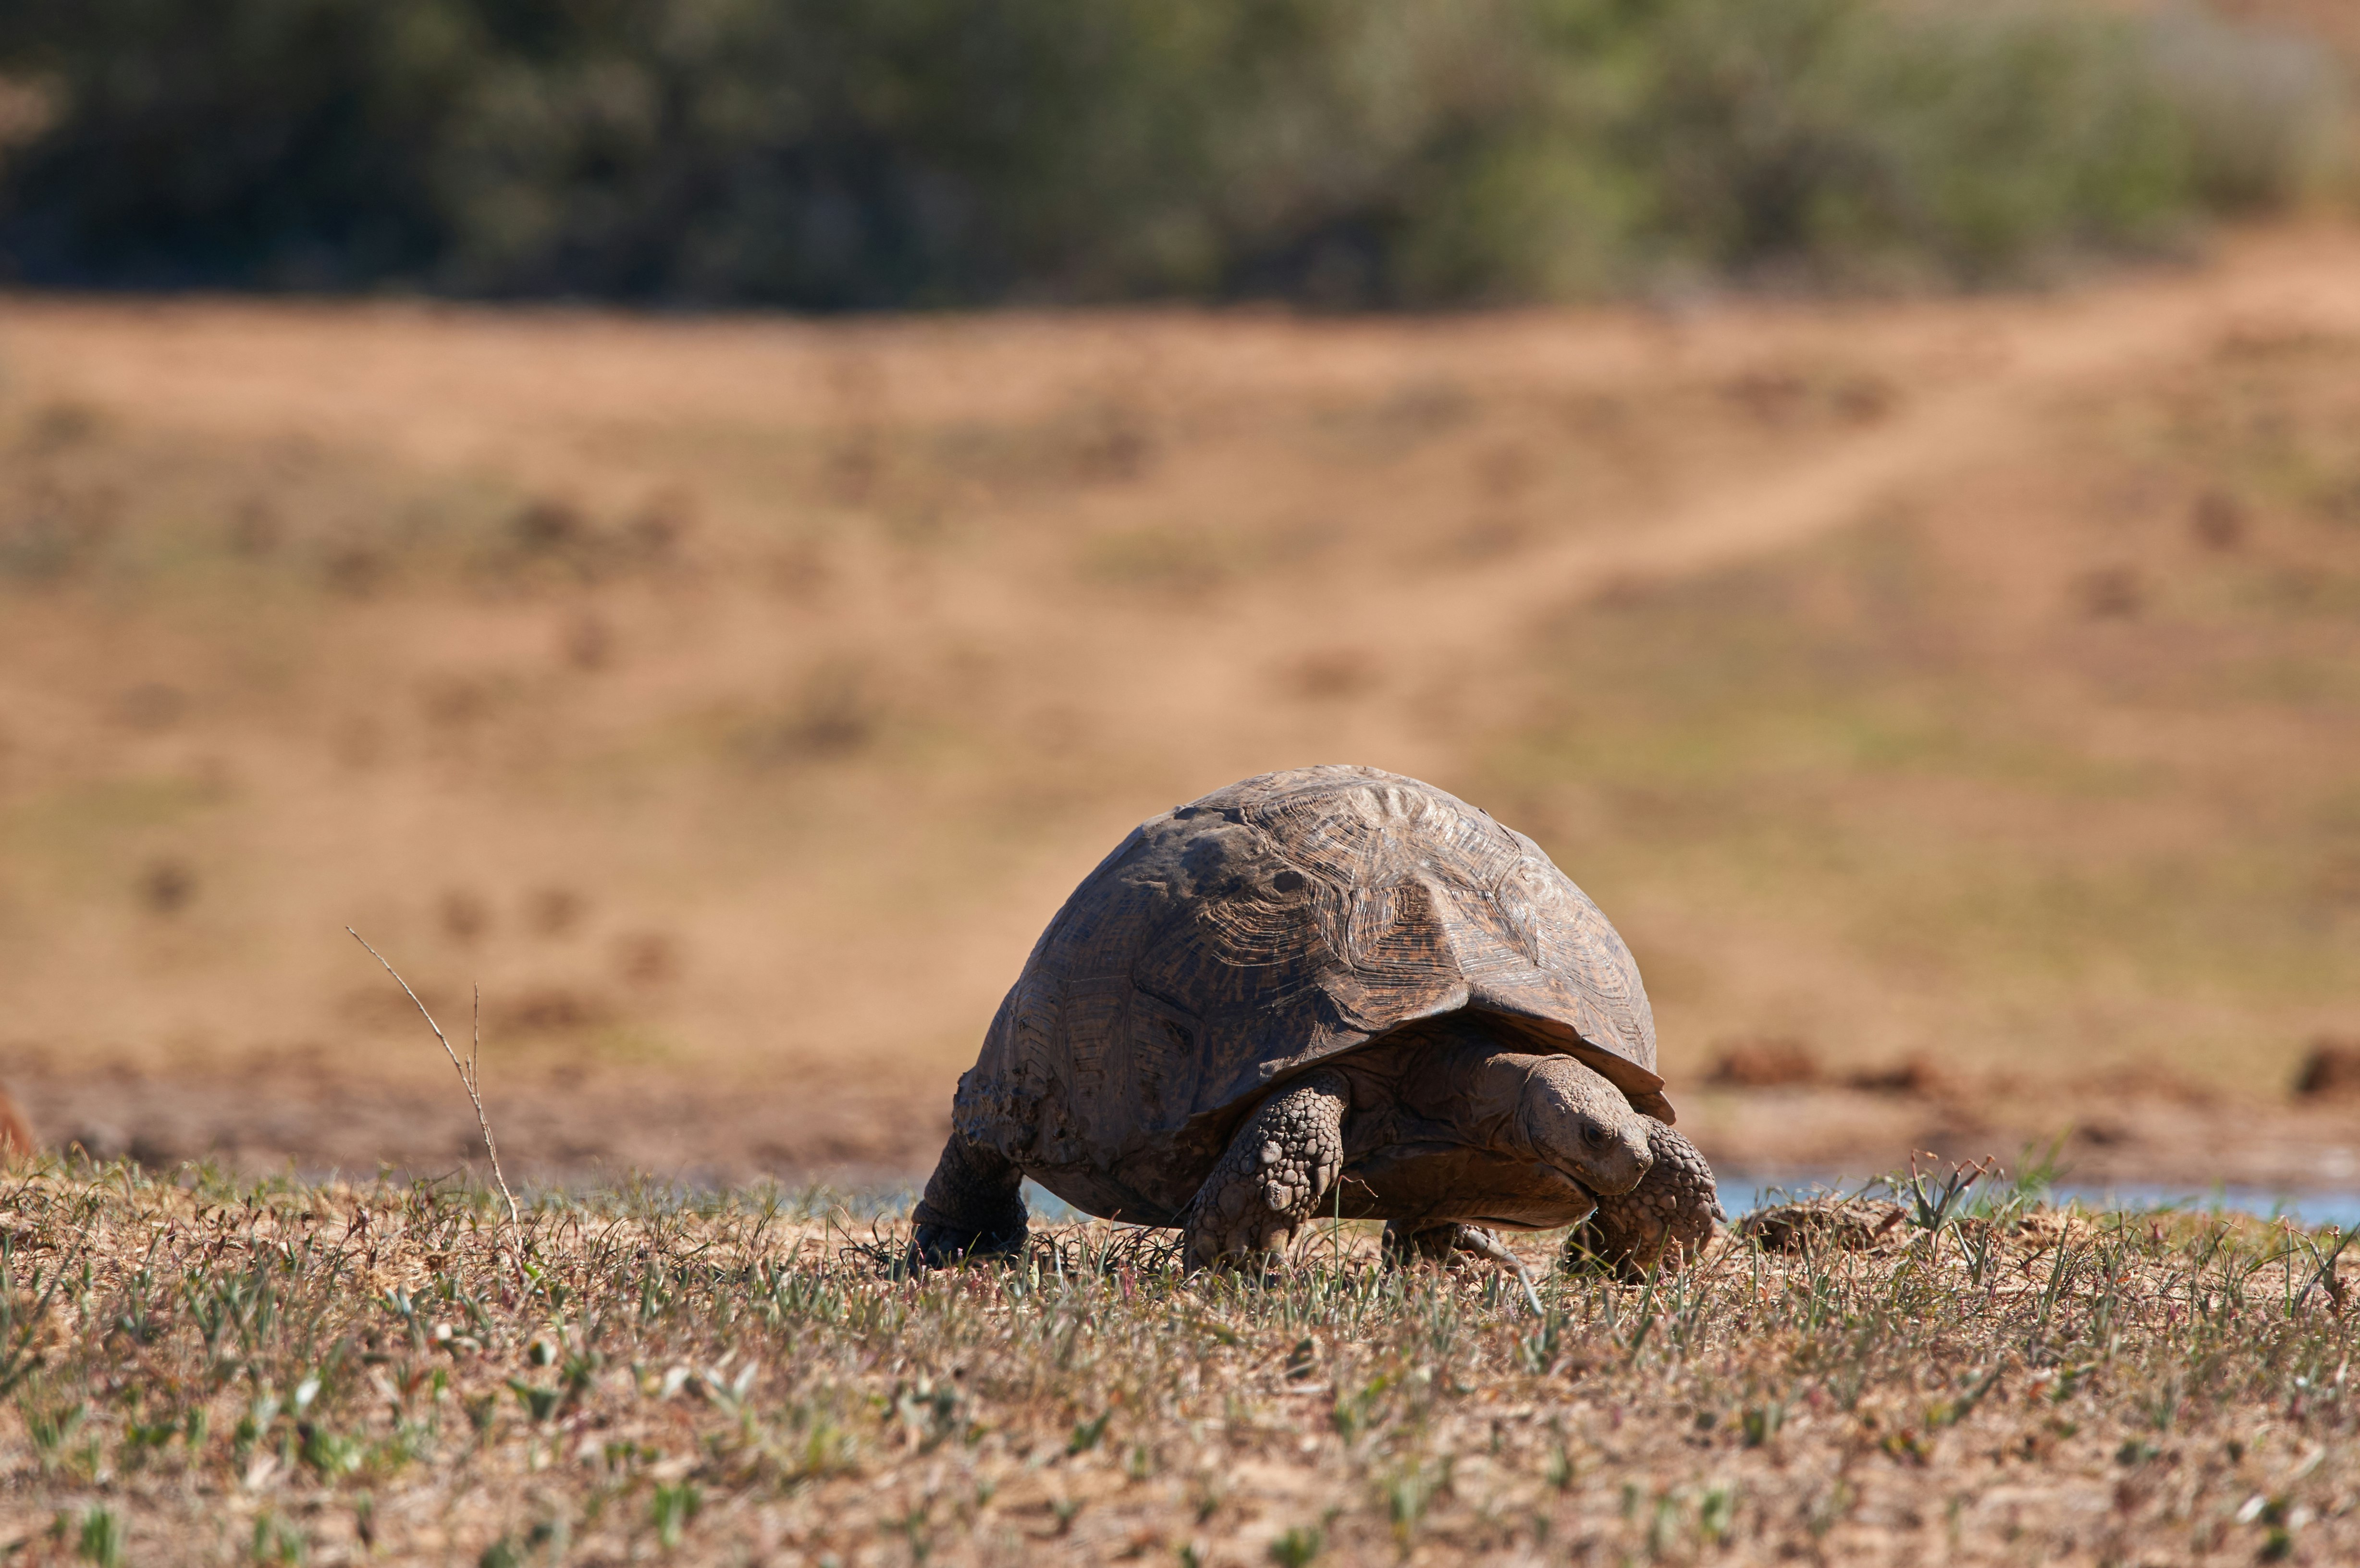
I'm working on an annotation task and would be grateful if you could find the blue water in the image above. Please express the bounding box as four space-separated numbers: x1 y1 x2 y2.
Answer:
1724 1175 2360 1231
1023 1177 2360 1231
1020 1179 1091 1224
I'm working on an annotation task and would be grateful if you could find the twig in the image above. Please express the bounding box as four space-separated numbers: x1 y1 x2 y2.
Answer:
348 929 526 1269
1450 1226 1548 1318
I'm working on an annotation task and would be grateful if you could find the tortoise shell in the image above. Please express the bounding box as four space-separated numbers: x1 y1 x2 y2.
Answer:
951 765 1668 1222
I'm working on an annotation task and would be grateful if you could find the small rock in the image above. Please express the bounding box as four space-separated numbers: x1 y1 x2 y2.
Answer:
140 859 197 914
512 496 589 553
2294 1038 2360 1099
1739 1199 1908 1253
2073 566 2143 619
68 1123 129 1162
529 887 587 937
440 889 490 943
2072 1118 2130 1148
1709 1037 1820 1088
2192 490 2246 550
321 545 386 597
624 488 697 560
1847 1056 1950 1097
562 612 614 671
615 931 679 987
127 1128 186 1169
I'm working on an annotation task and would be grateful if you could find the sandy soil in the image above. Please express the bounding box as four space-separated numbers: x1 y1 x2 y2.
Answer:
9 1049 2356 1202
1 226 2357 1197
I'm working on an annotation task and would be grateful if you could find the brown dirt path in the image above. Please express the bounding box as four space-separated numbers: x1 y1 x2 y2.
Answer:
2 228 2357 1190
1162 228 2360 780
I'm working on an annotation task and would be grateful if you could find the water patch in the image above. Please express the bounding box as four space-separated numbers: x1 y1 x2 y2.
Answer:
1029 1176 2360 1233
1022 1178 1087 1223
1722 1173 2360 1231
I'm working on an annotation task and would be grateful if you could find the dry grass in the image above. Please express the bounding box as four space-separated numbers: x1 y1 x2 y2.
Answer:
1 1163 2356 1564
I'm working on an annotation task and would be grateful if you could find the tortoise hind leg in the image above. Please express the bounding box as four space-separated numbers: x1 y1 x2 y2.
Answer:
1381 1221 1514 1267
910 1129 1029 1267
1561 1121 1721 1280
1182 1072 1348 1271
1383 1222 1547 1314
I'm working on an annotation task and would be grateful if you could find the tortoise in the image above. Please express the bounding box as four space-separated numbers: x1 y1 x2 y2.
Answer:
911 765 1720 1279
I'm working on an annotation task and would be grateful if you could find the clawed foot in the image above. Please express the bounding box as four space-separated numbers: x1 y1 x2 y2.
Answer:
909 1221 1028 1269
1181 1073 1348 1270
1561 1120 1721 1280
909 1129 1030 1270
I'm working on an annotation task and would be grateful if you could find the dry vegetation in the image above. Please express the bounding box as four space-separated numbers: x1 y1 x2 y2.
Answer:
2 17 2358 1555
0 1159 2356 1565
2 231 2358 1184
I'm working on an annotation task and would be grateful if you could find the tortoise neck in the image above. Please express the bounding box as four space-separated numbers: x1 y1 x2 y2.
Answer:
1449 1047 1546 1160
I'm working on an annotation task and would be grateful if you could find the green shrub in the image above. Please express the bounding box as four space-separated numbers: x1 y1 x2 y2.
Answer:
0 0 2343 304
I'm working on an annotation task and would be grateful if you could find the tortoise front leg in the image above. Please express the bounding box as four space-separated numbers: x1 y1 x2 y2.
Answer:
1182 1071 1348 1270
910 1128 1029 1267
1561 1120 1722 1280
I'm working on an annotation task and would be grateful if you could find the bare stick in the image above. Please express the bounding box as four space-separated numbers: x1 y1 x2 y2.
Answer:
348 929 525 1247
1452 1225 1549 1318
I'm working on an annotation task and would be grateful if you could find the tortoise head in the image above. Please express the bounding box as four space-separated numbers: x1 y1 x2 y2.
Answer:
1517 1054 1653 1198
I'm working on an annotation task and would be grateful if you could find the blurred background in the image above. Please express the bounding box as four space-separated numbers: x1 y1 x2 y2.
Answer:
0 0 2355 1192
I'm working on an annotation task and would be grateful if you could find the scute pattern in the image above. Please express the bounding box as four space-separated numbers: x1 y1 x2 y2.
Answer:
952 765 1666 1221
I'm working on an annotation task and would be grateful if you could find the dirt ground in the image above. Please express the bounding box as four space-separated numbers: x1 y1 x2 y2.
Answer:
6 1051 2356 1202
2 225 2358 1197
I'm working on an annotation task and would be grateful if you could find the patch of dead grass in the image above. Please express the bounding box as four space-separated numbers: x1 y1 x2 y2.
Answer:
0 1165 2355 1564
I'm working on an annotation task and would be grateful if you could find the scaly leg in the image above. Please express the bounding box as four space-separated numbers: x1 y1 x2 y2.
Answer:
1182 1072 1348 1270
910 1128 1029 1267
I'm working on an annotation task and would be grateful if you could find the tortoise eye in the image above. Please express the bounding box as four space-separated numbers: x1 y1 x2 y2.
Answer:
1582 1125 1612 1149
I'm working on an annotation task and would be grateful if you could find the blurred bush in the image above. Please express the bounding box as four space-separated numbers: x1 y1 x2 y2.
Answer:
0 0 2345 306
